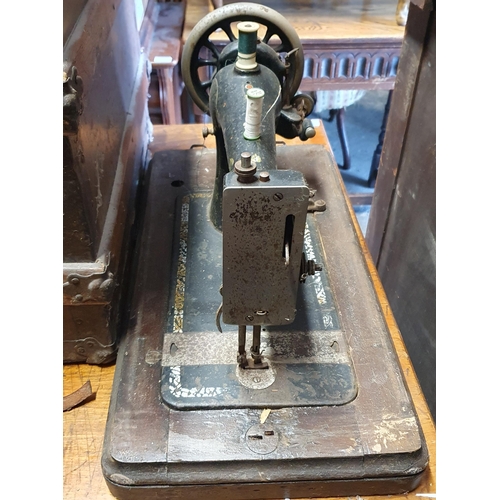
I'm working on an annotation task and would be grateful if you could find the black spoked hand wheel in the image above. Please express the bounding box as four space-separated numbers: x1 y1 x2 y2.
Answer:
181 2 304 115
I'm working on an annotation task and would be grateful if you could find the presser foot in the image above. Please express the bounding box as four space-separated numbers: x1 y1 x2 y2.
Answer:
237 352 269 370
243 358 269 370
237 352 248 368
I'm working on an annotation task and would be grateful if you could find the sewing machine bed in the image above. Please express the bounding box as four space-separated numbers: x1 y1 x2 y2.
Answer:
162 192 357 410
102 144 428 499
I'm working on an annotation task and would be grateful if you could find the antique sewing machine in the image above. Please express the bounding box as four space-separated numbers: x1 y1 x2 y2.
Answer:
101 3 428 499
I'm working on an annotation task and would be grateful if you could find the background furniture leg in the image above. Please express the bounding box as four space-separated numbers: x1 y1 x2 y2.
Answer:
336 107 351 170
368 90 393 187
326 108 350 170
158 67 183 124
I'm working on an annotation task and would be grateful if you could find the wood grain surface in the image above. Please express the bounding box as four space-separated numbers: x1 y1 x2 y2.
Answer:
63 364 116 499
63 121 436 500
183 0 405 44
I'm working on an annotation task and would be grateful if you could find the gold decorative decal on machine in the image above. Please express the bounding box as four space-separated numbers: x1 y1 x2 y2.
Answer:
173 198 190 334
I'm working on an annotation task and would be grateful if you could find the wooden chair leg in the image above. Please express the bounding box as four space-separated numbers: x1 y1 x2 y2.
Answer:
327 108 338 122
336 107 351 170
325 107 350 170
157 68 169 125
157 66 183 125
368 90 393 187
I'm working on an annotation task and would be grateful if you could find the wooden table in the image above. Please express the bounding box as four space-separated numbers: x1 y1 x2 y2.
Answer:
63 121 436 500
182 0 405 92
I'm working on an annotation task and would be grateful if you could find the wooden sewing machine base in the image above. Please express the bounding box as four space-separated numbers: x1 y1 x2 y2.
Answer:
101 145 428 499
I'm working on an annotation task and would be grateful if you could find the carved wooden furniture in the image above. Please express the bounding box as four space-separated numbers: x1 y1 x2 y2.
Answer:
183 0 405 94
313 89 367 170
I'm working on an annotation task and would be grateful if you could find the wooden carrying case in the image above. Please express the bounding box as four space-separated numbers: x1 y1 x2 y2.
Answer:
63 0 152 364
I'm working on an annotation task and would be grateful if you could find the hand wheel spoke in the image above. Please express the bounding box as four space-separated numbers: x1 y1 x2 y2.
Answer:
200 79 213 89
202 39 221 59
219 21 236 42
262 26 276 44
263 28 286 52
196 58 218 68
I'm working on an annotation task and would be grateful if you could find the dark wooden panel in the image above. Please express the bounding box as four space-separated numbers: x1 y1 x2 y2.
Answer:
365 1 432 261
366 1 436 420
63 135 94 262
64 0 143 251
63 0 89 45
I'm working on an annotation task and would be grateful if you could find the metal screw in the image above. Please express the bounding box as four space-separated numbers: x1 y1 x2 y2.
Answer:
71 277 80 285
74 294 83 302
259 171 270 182
273 193 283 201
246 315 254 322
202 126 214 138
305 125 316 138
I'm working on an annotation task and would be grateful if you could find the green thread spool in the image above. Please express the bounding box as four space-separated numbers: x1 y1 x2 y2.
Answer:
236 22 259 71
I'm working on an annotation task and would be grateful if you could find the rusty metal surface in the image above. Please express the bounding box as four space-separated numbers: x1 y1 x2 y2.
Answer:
63 258 115 305
63 296 117 365
222 170 309 326
101 145 428 497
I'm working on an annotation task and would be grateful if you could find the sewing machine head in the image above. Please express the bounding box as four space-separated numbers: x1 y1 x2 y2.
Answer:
181 3 321 369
